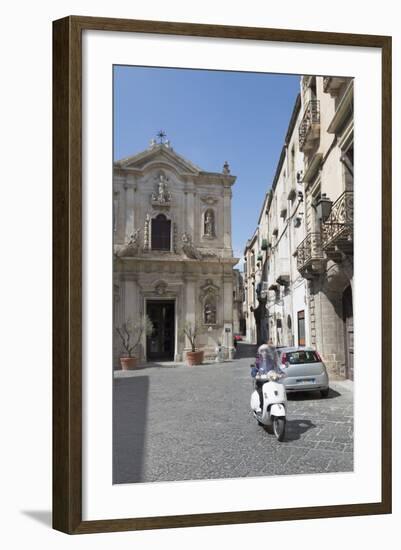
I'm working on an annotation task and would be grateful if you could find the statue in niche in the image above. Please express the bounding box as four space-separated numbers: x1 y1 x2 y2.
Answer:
204 298 217 325
152 172 171 204
204 209 215 238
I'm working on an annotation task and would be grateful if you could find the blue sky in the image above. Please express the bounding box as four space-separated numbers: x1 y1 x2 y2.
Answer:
114 66 300 261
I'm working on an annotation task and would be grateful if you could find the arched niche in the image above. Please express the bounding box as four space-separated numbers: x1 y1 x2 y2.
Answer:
203 208 216 238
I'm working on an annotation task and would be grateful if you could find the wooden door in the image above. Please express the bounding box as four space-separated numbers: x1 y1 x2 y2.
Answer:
146 301 175 360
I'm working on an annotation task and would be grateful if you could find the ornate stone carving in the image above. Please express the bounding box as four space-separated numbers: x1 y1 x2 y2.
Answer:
116 229 140 257
199 248 218 258
143 214 150 251
154 280 168 295
200 195 219 205
151 172 171 206
222 160 231 174
181 233 218 259
173 222 178 253
181 232 201 259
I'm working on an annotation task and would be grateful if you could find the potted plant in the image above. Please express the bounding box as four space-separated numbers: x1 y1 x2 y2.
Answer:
182 322 204 366
116 316 153 370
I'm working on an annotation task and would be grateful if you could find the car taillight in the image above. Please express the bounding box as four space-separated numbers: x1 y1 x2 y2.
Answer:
281 352 287 366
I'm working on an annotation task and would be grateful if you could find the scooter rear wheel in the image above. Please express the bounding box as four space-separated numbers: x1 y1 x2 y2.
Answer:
273 417 286 441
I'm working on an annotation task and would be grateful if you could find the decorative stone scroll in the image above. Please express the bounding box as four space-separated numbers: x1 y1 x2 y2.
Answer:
116 228 140 257
200 195 219 205
181 232 201 259
181 233 218 259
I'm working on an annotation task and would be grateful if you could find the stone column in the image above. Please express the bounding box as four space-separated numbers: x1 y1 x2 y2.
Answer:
186 185 195 240
124 176 136 241
113 189 122 244
185 277 196 325
223 269 234 356
122 273 142 358
223 185 232 250
184 274 197 354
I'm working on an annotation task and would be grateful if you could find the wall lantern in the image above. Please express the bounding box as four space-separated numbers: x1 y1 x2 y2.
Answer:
316 193 333 222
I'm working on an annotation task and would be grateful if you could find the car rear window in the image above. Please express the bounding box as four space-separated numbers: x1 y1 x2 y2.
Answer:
285 351 320 364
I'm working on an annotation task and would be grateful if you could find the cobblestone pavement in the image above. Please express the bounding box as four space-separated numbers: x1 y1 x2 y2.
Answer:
113 347 353 484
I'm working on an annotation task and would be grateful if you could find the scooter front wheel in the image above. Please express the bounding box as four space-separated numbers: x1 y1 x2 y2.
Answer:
273 416 286 441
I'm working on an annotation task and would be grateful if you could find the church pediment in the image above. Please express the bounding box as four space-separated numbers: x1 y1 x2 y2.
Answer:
115 144 201 176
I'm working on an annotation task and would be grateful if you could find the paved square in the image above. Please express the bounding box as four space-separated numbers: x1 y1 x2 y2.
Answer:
113 351 353 484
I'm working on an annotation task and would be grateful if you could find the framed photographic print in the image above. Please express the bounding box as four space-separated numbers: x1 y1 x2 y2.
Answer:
53 16 392 534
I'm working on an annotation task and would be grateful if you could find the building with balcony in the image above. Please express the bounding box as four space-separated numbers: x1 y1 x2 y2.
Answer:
242 75 354 381
296 75 354 379
243 93 310 349
233 268 245 335
243 231 260 344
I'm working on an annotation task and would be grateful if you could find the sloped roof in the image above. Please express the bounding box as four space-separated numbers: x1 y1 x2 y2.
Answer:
114 143 202 175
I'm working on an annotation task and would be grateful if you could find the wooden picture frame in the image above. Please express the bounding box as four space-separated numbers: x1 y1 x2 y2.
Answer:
53 15 392 534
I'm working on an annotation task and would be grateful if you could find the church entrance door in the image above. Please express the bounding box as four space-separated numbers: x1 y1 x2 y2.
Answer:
146 300 175 361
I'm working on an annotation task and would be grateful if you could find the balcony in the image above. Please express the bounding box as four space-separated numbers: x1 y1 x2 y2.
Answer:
276 258 290 286
323 76 348 96
287 180 297 200
296 232 325 279
299 100 320 153
321 191 353 259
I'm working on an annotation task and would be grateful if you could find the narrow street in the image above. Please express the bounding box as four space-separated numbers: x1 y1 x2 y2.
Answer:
113 343 353 484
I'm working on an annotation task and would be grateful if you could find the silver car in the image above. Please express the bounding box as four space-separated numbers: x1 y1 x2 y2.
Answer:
275 347 329 397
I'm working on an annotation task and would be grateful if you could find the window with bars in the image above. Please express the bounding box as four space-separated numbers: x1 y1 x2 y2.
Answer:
151 214 171 251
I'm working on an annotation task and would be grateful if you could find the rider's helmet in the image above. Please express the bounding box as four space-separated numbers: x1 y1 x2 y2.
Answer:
257 343 276 371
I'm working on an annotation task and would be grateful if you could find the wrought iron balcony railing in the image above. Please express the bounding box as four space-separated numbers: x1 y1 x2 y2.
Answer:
321 190 353 257
296 232 325 278
299 100 320 152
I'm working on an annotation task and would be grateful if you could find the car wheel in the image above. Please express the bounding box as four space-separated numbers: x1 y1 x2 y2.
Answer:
320 388 330 398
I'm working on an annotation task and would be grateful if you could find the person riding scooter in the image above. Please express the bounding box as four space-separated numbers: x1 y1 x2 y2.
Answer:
251 341 280 412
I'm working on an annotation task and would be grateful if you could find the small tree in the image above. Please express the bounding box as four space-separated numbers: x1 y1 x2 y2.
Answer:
116 316 153 358
182 321 199 352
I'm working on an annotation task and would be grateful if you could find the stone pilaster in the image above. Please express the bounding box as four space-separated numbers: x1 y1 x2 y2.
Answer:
223 185 232 249
124 176 136 240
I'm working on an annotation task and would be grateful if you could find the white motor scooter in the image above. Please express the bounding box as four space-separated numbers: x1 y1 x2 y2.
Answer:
250 368 287 441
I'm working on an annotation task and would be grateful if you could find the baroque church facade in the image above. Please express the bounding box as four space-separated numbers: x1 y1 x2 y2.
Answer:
113 138 238 364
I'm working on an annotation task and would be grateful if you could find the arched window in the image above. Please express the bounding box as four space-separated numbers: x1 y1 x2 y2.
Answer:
151 214 171 251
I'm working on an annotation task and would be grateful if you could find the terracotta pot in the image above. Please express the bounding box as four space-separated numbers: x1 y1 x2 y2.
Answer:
120 356 137 370
186 350 204 366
